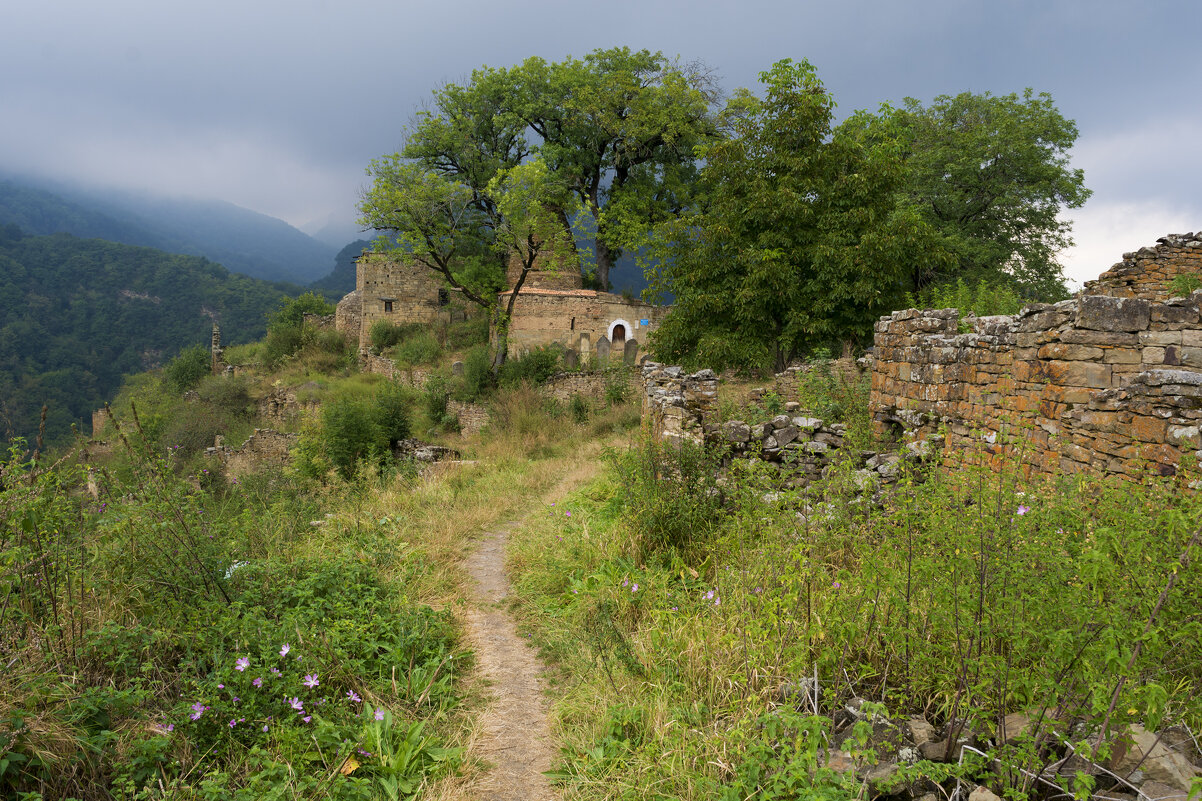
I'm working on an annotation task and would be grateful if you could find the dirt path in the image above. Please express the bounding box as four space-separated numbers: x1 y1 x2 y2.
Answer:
460 523 559 801
456 455 603 801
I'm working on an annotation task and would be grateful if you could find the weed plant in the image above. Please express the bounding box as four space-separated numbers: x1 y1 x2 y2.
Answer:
0 426 463 800
506 433 1202 801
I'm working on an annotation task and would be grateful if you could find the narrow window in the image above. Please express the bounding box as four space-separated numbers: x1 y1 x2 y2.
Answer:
570 317 575 331
438 288 449 306
384 300 393 313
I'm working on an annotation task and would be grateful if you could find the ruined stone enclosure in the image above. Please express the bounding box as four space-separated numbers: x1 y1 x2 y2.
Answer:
872 232 1202 477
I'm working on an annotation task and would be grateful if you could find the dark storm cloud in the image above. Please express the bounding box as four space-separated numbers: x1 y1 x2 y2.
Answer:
2 0 1198 280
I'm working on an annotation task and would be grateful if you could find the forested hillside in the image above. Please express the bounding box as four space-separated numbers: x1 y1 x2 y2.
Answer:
0 177 339 283
0 225 300 443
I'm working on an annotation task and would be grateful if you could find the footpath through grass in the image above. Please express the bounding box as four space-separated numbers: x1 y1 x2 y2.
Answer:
506 437 1202 801
0 382 633 800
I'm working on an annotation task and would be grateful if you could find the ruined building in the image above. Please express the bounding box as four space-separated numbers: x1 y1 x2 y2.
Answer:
871 232 1202 477
336 250 668 364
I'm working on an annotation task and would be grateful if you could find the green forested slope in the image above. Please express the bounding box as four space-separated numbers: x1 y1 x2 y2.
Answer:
0 225 299 443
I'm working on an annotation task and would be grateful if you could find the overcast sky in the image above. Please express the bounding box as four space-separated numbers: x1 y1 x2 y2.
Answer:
3 0 1199 287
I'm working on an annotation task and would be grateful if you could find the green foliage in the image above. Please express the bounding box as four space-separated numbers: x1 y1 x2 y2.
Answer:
907 276 1027 318
165 344 212 391
375 381 413 446
851 89 1090 300
1170 273 1202 297
0 422 461 799
497 346 561 388
606 437 727 556
0 232 295 444
393 329 441 368
444 314 490 350
268 291 334 328
650 59 939 373
452 344 495 403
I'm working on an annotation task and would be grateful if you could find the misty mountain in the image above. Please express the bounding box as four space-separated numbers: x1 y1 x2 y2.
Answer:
0 176 338 283
0 224 301 444
309 239 372 298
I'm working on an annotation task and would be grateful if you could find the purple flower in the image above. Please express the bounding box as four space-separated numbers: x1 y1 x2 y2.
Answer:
166 723 174 732
217 684 224 689
303 674 319 689
252 677 263 688
714 597 721 606
374 708 385 721
262 724 269 732
566 511 571 517
279 643 291 658
235 657 250 672
704 590 714 600
832 581 842 589
271 668 281 675
631 584 639 593
347 690 362 703
229 719 237 728
190 702 206 721
302 715 311 723
289 697 303 711
1016 505 1030 516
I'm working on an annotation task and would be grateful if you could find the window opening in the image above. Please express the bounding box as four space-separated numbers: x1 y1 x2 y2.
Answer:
383 300 393 313
438 288 449 306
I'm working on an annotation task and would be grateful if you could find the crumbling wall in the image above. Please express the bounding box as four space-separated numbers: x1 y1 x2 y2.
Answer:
871 291 1202 477
499 289 668 362
541 369 634 404
208 428 298 479
1083 232 1202 300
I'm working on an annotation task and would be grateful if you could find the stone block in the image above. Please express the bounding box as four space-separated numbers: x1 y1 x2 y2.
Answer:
1076 295 1151 332
1045 360 1112 388
1059 329 1140 346
1141 330 1183 346
1103 347 1142 364
1037 343 1103 360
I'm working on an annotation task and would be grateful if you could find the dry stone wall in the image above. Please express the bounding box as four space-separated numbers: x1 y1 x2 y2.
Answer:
541 369 634 404
207 429 297 479
1083 232 1202 300
871 289 1202 477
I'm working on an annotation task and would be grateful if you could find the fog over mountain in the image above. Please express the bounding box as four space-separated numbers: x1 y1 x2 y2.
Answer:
2 0 1199 288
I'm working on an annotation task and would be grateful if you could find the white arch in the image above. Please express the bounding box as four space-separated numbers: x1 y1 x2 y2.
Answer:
607 318 633 341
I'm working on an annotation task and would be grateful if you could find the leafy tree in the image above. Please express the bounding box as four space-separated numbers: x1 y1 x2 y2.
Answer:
649 60 939 373
268 291 334 328
364 47 720 294
850 89 1090 300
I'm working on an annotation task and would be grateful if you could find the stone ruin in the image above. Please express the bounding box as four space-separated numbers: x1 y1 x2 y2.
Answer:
643 233 1202 484
873 232 1202 478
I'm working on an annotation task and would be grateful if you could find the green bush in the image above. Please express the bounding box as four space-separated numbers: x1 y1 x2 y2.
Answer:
445 314 490 349
569 393 590 424
375 380 412 445
268 291 334 328
907 277 1025 317
394 330 441 367
195 375 253 418
369 320 425 354
498 346 561 387
164 344 210 391
606 436 727 555
454 344 494 402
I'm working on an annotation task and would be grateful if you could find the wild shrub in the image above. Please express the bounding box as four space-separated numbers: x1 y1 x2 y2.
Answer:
445 314 490 349
453 344 494 402
907 276 1025 317
569 393 590 424
498 346 561 387
195 374 253 418
394 329 441 367
375 380 412 446
606 436 727 556
164 344 211 391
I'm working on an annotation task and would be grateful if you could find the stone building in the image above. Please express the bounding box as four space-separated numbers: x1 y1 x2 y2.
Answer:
337 249 670 364
870 232 1202 478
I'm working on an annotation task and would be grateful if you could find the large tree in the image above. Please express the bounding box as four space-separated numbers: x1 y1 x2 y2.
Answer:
850 89 1091 301
400 47 721 290
649 60 940 373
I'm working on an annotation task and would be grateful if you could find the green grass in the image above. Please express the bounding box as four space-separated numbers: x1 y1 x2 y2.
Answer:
505 434 1202 801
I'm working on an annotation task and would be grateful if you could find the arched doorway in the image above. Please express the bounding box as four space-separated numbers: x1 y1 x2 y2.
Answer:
611 323 626 346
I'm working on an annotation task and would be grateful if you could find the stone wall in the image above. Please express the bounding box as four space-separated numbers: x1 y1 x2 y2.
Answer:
772 357 871 400
541 369 634 404
499 289 669 363
641 363 719 445
870 291 1202 477
1083 232 1202 300
207 428 298 479
351 252 455 350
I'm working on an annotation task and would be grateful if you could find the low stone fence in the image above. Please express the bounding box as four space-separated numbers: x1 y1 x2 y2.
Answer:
871 290 1202 477
541 368 635 404
640 362 926 490
206 428 297 479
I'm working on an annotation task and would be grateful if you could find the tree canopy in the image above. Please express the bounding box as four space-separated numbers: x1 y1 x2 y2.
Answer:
847 89 1090 300
366 47 721 292
649 60 940 373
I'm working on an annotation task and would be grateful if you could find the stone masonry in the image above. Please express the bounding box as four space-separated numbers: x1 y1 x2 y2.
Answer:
871 233 1202 477
1083 232 1202 300
498 288 669 363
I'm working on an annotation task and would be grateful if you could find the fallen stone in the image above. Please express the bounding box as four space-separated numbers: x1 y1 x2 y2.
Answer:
968 786 1002 801
1111 725 1201 792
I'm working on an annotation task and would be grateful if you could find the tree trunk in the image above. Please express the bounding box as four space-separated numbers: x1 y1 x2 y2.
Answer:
595 239 617 293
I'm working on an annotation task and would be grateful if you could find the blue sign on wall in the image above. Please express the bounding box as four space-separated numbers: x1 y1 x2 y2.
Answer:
640 319 649 326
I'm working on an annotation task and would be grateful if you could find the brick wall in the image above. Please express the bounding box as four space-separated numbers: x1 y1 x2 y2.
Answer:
353 253 453 350
1083 232 1202 300
541 369 634 403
